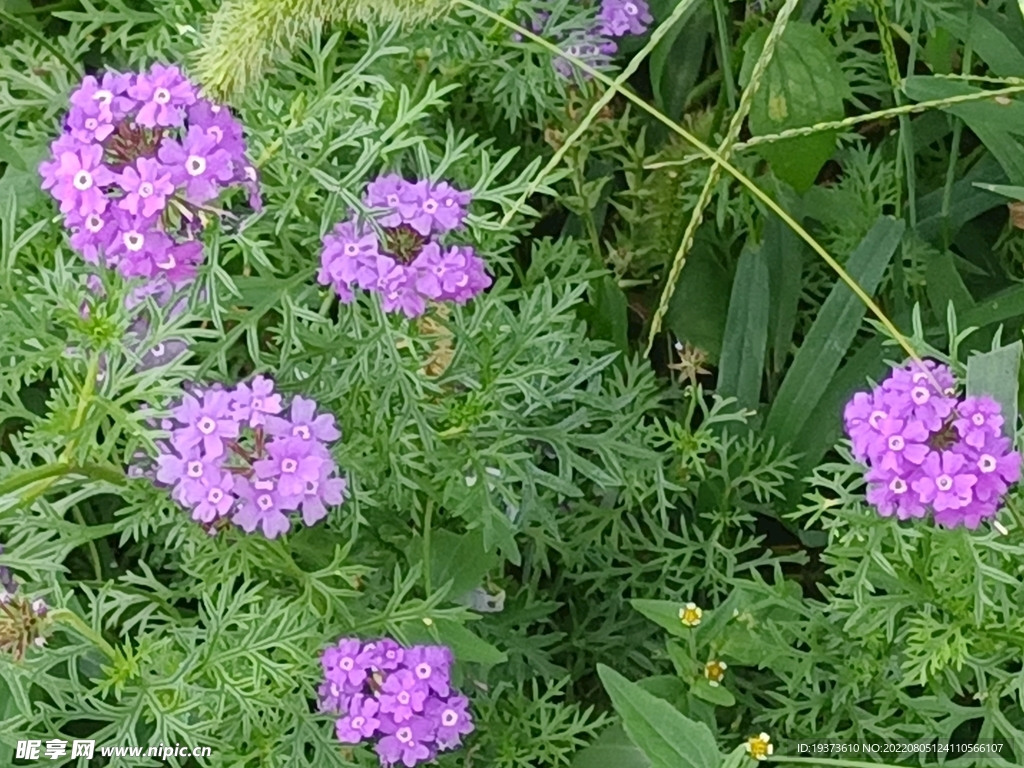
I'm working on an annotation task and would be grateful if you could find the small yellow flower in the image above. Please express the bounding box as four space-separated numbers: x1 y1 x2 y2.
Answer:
704 660 727 687
679 602 702 627
745 733 773 761
422 617 434 627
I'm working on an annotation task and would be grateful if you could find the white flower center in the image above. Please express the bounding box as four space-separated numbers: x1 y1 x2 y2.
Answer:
625 1 638 13
424 199 438 213
340 657 354 671
415 663 431 679
152 342 165 356
442 710 458 727
397 691 410 705
154 87 171 104
889 477 907 494
304 479 318 494
85 118 98 130
73 170 94 190
868 410 887 429
972 413 986 426
93 89 113 105
85 214 104 233
124 231 144 251
912 371 929 383
911 386 930 405
293 425 311 440
207 126 223 143
397 728 412 743
187 461 203 478
244 166 257 181
329 683 340 696
979 454 997 473
936 474 953 492
156 253 176 270
351 716 365 729
197 416 217 434
281 459 297 473
888 435 904 452
444 197 454 207
138 182 154 198
186 156 206 176
208 488 223 503
252 397 263 410
344 243 358 256
211 104 222 114
257 494 274 510
386 194 399 206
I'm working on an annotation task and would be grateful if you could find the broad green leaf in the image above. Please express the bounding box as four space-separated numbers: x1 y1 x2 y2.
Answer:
718 243 770 410
690 678 736 707
430 528 500 600
763 212 805 374
975 182 1024 202
922 27 956 74
764 217 905 448
630 599 691 638
649 0 712 121
597 665 724 768
958 284 1024 329
665 240 732 362
636 675 689 707
941 10 1024 78
741 22 850 191
571 725 652 768
401 618 507 666
926 250 975 319
905 77 1024 185
583 275 629 355
966 341 1023 435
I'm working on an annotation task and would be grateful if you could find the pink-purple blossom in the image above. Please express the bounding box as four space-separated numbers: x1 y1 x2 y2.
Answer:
319 175 490 318
39 64 259 306
318 637 474 767
143 378 347 539
845 359 1020 530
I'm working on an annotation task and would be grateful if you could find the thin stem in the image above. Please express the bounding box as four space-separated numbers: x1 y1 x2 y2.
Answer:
644 83 1024 167
49 608 116 661
422 500 433 597
71 506 103 582
711 0 737 112
647 0 801 356
941 40 973 248
461 0 928 378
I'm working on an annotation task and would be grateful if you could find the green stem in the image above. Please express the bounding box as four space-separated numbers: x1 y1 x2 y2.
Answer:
422 500 433 597
770 758 921 768
49 608 116 661
72 507 103 582
711 0 736 112
941 42 973 248
458 0 926 377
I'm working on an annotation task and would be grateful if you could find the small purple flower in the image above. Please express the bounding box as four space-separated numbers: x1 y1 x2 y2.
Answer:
881 360 958 430
318 680 349 714
323 638 369 690
265 395 341 443
41 145 115 217
380 669 429 723
933 497 1000 530
317 220 382 302
365 174 420 228
404 645 452 697
253 438 326 499
598 0 653 37
375 716 435 768
357 639 404 671
231 476 295 539
336 694 382 743
155 450 213 507
868 417 931 472
130 63 196 127
378 263 427 319
413 243 491 304
296 458 347 526
117 157 175 217
158 126 234 204
954 396 1005 448
958 435 1022 504
912 451 977 512
865 466 926 520
67 210 119 265
425 695 475 750
427 182 471 232
170 389 240 459
231 375 283 428
69 71 135 120
187 99 247 159
190 470 236 522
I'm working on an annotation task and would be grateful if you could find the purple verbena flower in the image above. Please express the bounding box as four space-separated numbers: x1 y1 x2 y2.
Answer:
954 396 1005 449
116 157 175 218
170 389 240 459
130 63 196 127
598 0 653 37
375 716 435 768
425 695 474 750
231 476 295 539
230 375 283 428
336 694 382 743
41 145 115 217
158 125 235 204
912 450 977 512
404 645 452 697
323 638 369 690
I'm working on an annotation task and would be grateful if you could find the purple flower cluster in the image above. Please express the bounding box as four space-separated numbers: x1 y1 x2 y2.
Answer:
515 0 652 80
318 638 474 767
0 545 17 596
844 359 1022 529
39 64 260 297
318 175 490 318
151 377 347 539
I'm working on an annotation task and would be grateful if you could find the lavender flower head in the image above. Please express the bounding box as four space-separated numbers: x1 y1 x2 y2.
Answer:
146 377 347 538
39 64 260 302
845 359 1021 530
0 545 51 661
318 637 474 767
318 175 491 319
